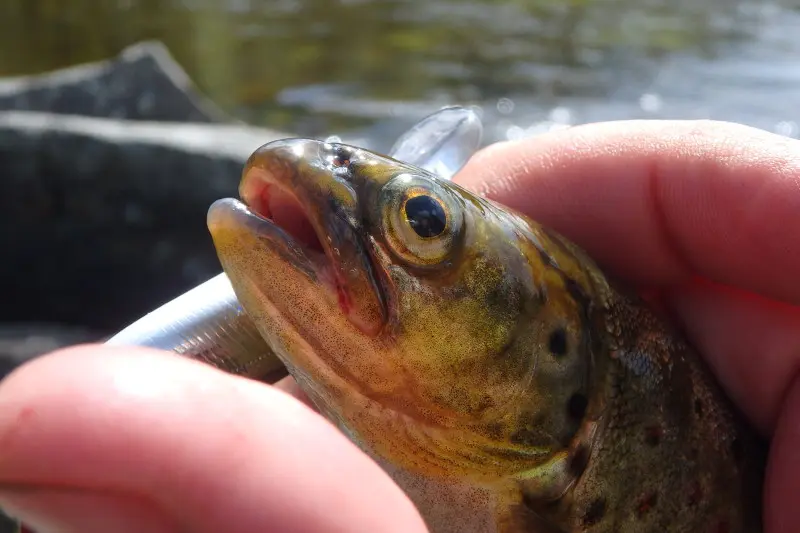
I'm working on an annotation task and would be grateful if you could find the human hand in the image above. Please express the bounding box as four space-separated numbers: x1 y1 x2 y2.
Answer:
454 120 800 533
0 346 430 533
1 119 797 532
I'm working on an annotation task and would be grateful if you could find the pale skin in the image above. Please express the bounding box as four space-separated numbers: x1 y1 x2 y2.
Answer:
0 120 797 533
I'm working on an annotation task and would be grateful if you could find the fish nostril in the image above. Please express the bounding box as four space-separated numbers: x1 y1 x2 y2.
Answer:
323 143 356 171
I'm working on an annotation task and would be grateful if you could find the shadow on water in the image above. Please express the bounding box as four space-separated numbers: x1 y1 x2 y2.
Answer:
2 0 799 147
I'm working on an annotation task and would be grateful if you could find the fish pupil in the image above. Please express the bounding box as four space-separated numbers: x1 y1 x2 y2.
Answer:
405 195 447 238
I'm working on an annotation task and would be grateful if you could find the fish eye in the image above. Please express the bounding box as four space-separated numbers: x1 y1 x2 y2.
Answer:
403 195 447 238
379 173 464 266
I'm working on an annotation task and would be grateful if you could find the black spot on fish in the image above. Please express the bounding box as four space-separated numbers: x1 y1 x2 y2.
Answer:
548 327 568 357
567 393 588 420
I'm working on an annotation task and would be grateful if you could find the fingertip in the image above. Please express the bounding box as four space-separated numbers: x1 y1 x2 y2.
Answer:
0 343 428 533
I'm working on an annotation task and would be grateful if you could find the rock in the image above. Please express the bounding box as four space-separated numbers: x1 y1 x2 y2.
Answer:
0 41 232 123
0 110 289 336
0 323 100 380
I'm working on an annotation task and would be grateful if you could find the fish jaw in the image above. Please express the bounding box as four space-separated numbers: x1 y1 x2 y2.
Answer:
238 138 387 336
207 143 416 451
206 195 379 420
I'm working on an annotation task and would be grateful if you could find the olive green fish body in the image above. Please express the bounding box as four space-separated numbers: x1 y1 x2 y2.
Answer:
208 139 765 533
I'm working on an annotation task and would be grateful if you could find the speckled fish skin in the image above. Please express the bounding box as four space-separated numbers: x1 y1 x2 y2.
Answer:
207 138 765 533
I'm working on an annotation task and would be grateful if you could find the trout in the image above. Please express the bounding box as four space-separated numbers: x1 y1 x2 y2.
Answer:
208 138 765 533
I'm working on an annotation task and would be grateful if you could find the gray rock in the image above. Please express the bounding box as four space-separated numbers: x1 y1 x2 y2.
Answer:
0 110 289 337
0 41 232 123
0 323 100 380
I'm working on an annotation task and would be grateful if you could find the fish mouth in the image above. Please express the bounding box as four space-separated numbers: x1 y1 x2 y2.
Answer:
208 138 387 336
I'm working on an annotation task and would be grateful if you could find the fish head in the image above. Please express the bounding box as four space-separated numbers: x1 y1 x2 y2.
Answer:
208 138 605 483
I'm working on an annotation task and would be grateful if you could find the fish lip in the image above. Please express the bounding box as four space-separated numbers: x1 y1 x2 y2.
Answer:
225 138 388 335
207 197 324 279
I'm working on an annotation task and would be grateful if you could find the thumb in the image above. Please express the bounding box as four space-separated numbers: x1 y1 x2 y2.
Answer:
0 345 428 533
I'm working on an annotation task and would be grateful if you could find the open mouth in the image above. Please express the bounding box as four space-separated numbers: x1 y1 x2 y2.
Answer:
223 139 387 336
237 171 355 315
241 178 326 259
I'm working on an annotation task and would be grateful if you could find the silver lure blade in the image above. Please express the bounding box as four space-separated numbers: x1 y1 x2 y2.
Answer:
106 106 484 374
105 272 282 379
389 106 483 180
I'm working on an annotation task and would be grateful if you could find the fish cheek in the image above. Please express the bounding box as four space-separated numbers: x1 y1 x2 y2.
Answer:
509 288 593 451
385 253 529 422
392 287 517 408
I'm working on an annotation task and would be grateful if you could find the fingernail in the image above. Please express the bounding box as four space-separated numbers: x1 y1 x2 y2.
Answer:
0 488 174 533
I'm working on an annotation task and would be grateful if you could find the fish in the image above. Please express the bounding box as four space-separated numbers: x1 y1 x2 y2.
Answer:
207 138 766 532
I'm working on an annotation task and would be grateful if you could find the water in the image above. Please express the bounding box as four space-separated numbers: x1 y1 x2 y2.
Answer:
1 0 799 152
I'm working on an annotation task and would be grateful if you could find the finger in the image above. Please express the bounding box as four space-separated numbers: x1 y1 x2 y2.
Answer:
765 373 800 533
0 345 428 533
664 278 800 433
273 374 314 409
455 120 800 305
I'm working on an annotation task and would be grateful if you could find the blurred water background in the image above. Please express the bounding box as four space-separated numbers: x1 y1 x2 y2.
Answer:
2 0 800 151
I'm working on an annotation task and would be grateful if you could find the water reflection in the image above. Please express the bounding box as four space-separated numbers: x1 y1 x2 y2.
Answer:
0 0 798 147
